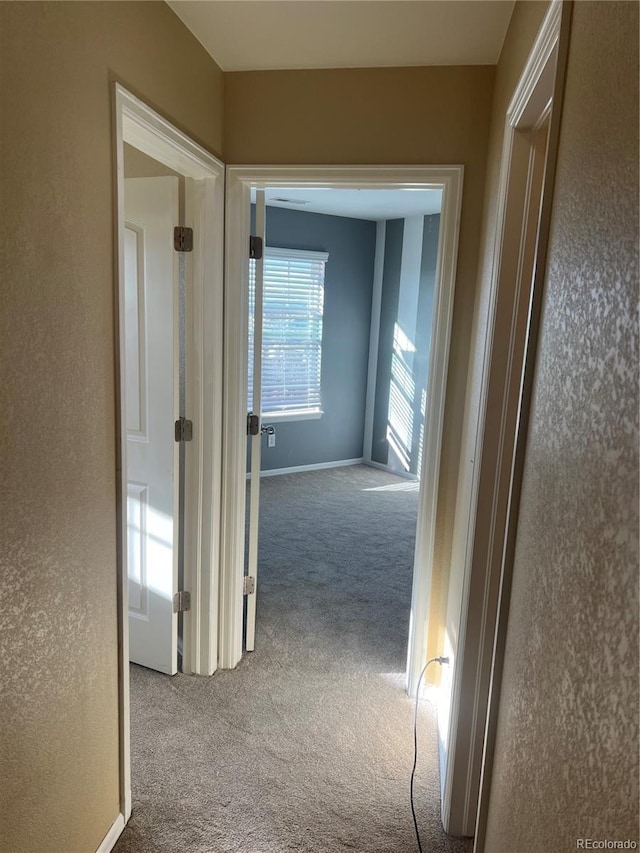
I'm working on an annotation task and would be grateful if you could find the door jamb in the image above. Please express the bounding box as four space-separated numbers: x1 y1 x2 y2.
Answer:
219 165 464 684
112 84 225 822
472 3 572 848
427 0 570 840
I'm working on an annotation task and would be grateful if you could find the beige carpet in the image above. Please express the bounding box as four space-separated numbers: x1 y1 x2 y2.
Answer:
114 465 473 853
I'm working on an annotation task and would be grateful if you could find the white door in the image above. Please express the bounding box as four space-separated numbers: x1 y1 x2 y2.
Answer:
245 190 266 652
124 176 180 675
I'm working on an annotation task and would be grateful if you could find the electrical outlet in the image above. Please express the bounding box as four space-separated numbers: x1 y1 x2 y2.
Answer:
268 432 276 448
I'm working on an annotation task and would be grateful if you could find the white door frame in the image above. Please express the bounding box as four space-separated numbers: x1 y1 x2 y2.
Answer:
473 3 571 848
113 84 225 821
434 0 570 840
219 165 464 684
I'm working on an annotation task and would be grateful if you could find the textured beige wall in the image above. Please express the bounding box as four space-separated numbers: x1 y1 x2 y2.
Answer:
0 3 223 851
225 65 495 659
484 3 639 850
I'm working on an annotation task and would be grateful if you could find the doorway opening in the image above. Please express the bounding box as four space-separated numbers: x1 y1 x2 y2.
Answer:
113 84 225 823
220 166 464 700
243 187 444 685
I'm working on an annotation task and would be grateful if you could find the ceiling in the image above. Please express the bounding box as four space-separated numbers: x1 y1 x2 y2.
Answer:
167 1 516 72
252 187 442 220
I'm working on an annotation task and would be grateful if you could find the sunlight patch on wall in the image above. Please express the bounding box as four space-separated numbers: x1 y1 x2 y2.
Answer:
386 321 424 473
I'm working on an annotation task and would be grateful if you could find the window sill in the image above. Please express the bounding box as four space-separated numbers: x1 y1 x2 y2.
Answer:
261 409 324 424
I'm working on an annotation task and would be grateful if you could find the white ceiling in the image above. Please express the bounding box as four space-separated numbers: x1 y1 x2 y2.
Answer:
168 1 515 72
251 187 442 220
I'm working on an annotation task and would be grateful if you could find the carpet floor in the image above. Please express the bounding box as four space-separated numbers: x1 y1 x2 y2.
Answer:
114 464 472 853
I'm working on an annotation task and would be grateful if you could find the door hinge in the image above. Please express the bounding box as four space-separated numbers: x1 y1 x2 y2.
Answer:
173 590 191 613
249 235 263 260
174 226 194 253
175 417 193 442
243 576 255 596
247 413 260 436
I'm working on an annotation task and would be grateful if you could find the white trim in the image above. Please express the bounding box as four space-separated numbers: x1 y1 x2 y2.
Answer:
441 120 522 838
220 165 464 676
508 0 562 127
182 169 226 677
115 89 225 679
121 97 220 181
245 189 266 654
229 165 454 190
113 84 225 824
112 89 132 824
434 0 564 841
363 221 386 463
219 174 251 670
257 458 364 479
95 814 125 853
406 169 463 698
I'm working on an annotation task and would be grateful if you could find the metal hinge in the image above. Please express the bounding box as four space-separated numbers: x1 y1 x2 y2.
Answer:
175 417 193 442
173 590 191 613
247 413 260 436
249 235 263 260
243 576 255 595
174 226 194 253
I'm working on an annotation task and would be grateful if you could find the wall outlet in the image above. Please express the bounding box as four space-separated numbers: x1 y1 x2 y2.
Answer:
268 432 276 448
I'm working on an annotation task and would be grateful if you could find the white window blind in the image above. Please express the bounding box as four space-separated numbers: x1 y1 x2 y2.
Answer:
249 247 328 416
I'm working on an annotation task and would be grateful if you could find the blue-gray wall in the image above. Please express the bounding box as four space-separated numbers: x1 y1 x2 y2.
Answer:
371 214 440 476
250 205 376 471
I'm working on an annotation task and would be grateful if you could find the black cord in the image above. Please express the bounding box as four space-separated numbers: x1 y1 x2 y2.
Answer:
410 656 450 853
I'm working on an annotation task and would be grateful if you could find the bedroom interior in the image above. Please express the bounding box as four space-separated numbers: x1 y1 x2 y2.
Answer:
248 193 441 478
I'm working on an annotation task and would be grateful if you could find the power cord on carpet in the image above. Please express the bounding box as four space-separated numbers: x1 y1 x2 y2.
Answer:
410 655 450 853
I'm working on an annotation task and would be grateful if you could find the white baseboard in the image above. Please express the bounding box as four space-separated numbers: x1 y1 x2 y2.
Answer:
363 459 420 481
96 813 125 853
257 457 364 478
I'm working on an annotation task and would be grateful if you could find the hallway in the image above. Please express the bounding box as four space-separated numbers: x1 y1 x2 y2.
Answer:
115 466 472 853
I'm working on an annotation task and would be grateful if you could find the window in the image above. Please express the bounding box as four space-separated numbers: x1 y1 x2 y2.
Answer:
248 247 328 419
